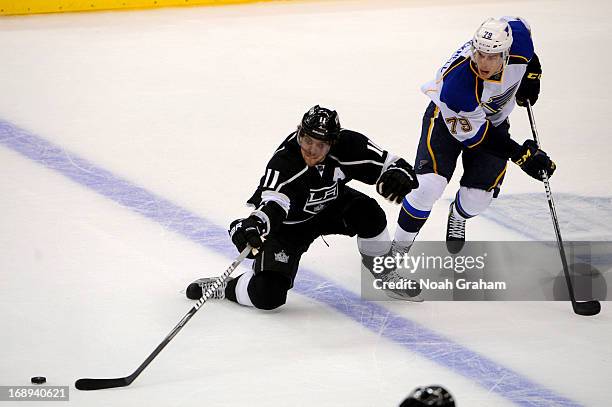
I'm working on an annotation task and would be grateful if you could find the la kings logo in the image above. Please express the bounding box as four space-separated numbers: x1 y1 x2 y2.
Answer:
303 182 339 215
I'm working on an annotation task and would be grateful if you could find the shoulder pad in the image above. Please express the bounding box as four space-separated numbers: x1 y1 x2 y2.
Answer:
508 19 534 62
440 60 481 113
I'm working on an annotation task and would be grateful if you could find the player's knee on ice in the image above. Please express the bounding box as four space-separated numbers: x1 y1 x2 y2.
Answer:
341 194 387 238
248 271 292 310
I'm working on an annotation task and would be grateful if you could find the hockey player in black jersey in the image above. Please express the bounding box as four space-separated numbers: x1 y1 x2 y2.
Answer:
187 105 420 309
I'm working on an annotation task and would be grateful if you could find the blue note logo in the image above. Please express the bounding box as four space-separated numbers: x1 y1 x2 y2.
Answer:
483 82 520 114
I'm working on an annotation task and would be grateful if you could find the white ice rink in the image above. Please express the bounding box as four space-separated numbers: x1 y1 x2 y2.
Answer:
1 0 611 405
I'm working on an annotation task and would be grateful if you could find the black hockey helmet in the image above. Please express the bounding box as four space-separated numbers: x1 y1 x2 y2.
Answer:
298 105 341 144
399 385 455 407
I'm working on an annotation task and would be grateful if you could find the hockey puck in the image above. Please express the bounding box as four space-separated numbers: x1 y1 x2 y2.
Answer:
31 376 46 385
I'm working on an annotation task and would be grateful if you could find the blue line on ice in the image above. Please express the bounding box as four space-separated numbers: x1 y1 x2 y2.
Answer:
0 119 581 407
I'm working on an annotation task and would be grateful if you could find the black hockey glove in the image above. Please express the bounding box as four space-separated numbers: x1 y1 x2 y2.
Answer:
516 53 541 107
511 140 556 181
228 214 268 256
376 158 419 204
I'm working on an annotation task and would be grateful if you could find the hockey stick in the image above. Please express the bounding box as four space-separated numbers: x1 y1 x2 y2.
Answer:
526 103 601 316
75 245 252 390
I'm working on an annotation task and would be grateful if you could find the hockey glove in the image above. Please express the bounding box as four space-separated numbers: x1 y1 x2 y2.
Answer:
511 140 556 181
376 158 419 204
229 213 268 256
516 53 541 107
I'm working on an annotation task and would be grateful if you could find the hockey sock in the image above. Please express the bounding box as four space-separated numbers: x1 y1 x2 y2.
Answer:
396 172 447 235
394 228 418 246
225 270 255 307
450 200 469 221
397 196 429 233
357 228 391 257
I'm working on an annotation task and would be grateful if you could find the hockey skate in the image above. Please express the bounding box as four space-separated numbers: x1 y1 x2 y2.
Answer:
446 202 465 254
390 239 413 257
185 277 232 300
362 254 423 302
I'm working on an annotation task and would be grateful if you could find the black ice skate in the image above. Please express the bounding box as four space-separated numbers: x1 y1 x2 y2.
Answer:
362 254 423 302
186 277 232 300
446 202 465 254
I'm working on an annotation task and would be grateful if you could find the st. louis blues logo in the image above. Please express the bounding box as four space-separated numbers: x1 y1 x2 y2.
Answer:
482 81 520 115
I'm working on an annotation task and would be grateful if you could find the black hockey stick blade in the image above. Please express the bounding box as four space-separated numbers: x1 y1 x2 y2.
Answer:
75 246 252 391
574 300 601 316
75 377 130 390
75 376 132 390
525 104 602 318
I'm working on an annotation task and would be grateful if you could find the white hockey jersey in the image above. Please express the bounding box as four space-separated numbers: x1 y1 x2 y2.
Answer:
421 17 534 148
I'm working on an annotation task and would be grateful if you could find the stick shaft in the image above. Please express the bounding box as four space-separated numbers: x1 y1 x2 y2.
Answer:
525 104 577 303
76 245 252 390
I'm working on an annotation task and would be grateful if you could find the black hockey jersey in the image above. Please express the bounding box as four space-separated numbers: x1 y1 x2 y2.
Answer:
247 129 397 225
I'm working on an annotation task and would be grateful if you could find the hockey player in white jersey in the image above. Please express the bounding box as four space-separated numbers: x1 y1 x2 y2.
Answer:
394 17 556 254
